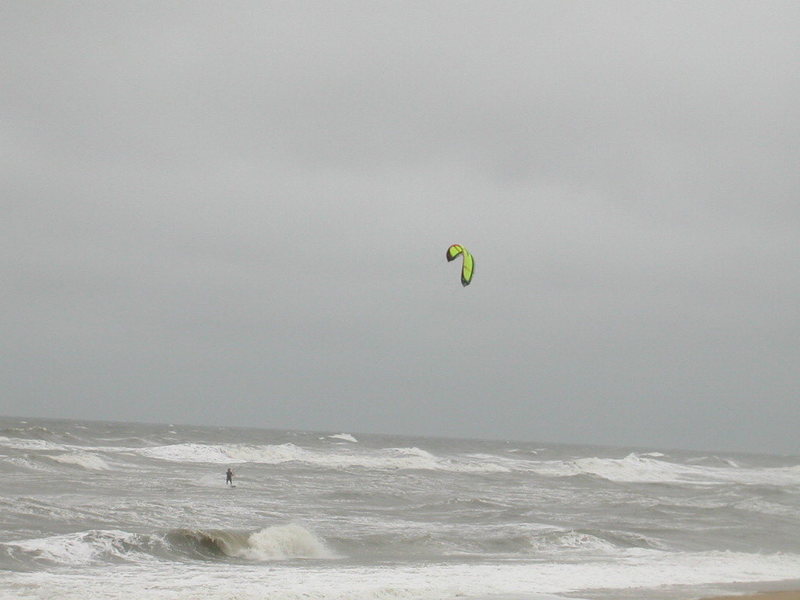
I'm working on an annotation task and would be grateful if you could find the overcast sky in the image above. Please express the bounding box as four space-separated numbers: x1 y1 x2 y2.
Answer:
2 1 798 454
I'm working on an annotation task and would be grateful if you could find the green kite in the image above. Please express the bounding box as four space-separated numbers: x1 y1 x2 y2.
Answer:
446 244 475 287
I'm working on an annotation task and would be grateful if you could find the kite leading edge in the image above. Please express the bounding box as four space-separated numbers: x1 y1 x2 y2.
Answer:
446 244 474 287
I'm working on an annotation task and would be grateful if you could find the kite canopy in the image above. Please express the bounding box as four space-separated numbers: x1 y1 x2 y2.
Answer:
446 244 474 287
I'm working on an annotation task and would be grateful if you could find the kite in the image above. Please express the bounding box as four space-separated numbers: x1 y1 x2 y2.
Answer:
446 244 474 287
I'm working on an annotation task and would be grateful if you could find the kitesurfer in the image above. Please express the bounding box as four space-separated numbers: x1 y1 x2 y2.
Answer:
226 468 233 486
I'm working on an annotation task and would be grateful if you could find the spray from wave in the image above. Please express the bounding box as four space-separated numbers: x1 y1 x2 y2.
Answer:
166 524 337 561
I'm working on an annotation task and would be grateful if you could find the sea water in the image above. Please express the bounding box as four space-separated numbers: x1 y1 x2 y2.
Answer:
1 416 799 600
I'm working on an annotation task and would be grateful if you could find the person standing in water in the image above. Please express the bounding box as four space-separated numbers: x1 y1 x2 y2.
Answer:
226 468 234 486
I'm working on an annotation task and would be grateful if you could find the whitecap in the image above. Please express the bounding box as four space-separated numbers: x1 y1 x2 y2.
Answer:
0 436 68 451
47 452 111 471
5 530 150 566
134 442 509 473
529 453 800 486
236 524 337 561
166 524 336 562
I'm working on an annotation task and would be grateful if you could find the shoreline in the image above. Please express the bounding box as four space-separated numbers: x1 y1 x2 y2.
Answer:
701 592 800 600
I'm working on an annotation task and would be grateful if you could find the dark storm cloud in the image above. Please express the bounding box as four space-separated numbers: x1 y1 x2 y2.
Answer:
2 2 798 453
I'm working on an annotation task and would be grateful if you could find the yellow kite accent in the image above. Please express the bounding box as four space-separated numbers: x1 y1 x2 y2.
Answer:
446 244 474 287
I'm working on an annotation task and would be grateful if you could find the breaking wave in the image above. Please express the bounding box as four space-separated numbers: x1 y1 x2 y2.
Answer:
327 524 665 561
0 519 662 571
166 524 336 561
0 524 335 570
45 452 111 471
530 453 800 486
0 436 70 452
134 442 510 472
0 529 156 568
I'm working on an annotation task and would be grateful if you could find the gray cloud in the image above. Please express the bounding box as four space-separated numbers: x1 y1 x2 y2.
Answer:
2 1 799 454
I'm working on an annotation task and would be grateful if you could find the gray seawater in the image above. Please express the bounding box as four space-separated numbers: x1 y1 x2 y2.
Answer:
1 416 799 600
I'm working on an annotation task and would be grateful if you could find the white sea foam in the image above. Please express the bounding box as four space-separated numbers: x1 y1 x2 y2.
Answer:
529 452 800 486
526 530 619 555
569 453 706 483
131 444 800 481
329 433 358 443
2 524 334 567
137 442 240 463
0 436 69 451
3 549 800 600
233 524 337 561
3 456 52 472
165 524 336 562
134 442 509 472
5 530 151 566
46 453 111 471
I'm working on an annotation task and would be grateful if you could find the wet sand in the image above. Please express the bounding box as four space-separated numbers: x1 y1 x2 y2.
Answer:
702 592 800 600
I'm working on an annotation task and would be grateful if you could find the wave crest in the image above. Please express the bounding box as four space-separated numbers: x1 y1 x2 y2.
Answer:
46 452 111 470
1 524 334 569
1 530 152 567
166 524 336 561
135 442 510 472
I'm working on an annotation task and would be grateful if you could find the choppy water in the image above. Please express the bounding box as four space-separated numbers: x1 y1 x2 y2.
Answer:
1 416 799 600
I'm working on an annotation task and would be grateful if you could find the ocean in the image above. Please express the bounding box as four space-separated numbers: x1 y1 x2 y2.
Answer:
1 416 798 600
